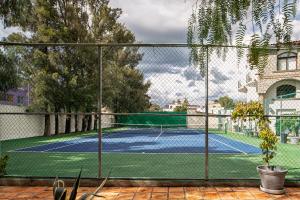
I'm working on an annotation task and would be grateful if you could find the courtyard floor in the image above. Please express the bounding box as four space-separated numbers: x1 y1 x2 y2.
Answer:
0 186 299 199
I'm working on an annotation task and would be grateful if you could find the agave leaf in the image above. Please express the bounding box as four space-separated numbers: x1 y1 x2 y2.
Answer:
69 169 82 200
78 192 106 200
90 193 104 198
54 187 67 200
53 177 58 197
53 177 66 200
77 193 90 200
90 168 112 200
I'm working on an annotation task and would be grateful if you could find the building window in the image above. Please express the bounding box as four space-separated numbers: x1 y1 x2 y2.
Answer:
277 52 297 71
17 96 24 105
6 95 14 103
276 85 296 98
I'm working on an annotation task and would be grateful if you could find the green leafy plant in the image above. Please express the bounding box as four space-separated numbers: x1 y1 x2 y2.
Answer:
232 101 267 128
259 127 279 166
173 98 189 112
232 101 278 166
187 0 297 75
0 155 9 176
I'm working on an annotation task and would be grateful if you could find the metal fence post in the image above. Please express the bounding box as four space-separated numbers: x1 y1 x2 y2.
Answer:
97 45 103 178
205 46 209 180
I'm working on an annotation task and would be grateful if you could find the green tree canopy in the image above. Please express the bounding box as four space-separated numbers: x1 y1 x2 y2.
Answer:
217 96 235 109
187 0 298 74
174 98 189 112
148 103 161 111
0 0 150 113
0 50 19 94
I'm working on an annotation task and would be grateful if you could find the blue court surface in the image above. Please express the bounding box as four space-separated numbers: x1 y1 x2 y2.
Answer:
14 128 261 154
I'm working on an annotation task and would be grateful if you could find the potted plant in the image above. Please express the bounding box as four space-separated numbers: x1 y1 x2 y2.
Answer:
232 101 288 194
257 127 287 194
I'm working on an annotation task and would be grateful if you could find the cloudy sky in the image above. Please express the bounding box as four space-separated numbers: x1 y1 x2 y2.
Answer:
2 1 300 107
109 0 193 43
109 0 261 106
108 0 300 107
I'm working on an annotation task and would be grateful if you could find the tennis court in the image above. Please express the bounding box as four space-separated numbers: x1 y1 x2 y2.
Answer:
13 127 261 154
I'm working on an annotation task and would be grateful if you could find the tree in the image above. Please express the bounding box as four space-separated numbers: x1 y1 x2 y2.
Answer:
217 96 235 109
0 50 19 96
232 101 278 166
148 103 161 112
187 1 298 75
0 0 150 133
174 98 189 112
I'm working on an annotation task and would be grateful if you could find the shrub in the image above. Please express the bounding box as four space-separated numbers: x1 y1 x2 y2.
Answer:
232 101 278 166
0 155 9 175
275 116 300 136
259 127 278 166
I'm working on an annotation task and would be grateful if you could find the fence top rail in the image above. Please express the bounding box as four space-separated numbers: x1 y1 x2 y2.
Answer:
0 41 244 48
0 41 298 50
0 112 299 118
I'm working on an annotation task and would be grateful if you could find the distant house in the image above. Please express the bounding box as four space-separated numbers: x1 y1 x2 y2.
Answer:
163 99 200 112
163 101 183 112
196 101 232 115
0 86 31 106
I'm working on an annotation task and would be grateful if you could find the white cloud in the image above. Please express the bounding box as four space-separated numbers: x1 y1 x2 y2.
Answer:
109 0 193 42
0 23 21 40
141 47 259 107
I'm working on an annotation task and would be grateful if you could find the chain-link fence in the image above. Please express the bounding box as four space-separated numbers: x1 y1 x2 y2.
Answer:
0 43 300 180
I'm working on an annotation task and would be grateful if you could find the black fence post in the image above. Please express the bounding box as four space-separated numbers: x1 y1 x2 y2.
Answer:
97 45 103 179
205 46 209 180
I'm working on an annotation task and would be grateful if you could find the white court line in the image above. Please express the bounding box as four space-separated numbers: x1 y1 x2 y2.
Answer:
42 142 82 152
154 131 164 141
12 151 259 155
12 133 97 152
209 137 248 155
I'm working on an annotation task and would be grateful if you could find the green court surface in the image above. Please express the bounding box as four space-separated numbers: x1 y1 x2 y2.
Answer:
1 130 300 179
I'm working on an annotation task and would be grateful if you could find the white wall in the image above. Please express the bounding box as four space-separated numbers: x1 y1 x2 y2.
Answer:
0 105 45 140
0 105 114 141
187 108 223 129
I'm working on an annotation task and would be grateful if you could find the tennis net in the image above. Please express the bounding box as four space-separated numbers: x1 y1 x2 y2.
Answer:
102 122 205 135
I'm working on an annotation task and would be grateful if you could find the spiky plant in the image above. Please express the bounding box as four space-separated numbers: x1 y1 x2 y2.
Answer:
53 169 111 200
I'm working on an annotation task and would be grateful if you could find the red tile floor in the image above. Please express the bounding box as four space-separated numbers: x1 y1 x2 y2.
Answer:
0 186 299 199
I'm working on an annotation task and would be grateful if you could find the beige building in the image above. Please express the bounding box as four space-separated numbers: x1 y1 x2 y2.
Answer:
239 47 300 114
187 101 232 131
258 49 300 115
162 101 183 112
238 44 300 133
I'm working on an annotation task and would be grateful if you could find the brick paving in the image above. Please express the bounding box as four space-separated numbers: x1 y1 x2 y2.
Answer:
0 186 299 199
